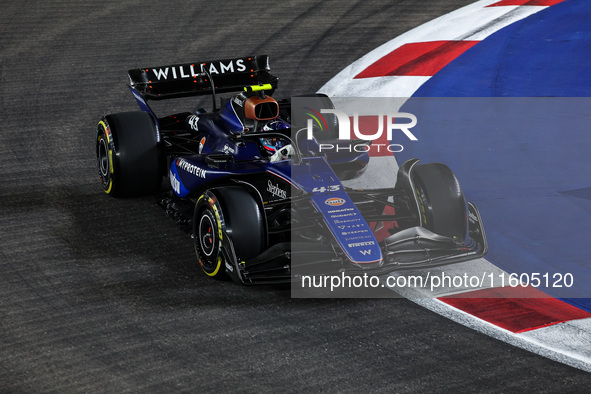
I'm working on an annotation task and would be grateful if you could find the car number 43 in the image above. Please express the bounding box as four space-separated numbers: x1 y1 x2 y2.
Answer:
312 185 341 193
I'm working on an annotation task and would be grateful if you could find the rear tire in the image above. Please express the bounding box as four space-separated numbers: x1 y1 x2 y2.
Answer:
412 163 468 242
193 186 265 278
96 112 162 197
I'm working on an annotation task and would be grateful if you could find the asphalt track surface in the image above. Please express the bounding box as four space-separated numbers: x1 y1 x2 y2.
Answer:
1 1 590 392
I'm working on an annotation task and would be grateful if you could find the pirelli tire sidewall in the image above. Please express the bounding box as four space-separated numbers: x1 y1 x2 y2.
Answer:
96 112 162 197
193 190 226 278
193 186 266 279
96 119 115 194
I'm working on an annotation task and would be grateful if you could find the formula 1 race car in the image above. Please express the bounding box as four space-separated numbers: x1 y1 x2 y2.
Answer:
96 55 487 285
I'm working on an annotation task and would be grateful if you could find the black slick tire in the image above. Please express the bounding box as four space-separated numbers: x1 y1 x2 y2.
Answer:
96 112 162 197
193 186 265 279
412 163 468 242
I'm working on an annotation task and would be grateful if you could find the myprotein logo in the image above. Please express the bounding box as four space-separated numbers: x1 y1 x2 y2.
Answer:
177 159 207 179
305 109 418 153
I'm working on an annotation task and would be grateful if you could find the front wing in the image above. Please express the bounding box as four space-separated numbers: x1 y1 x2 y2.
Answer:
228 199 487 285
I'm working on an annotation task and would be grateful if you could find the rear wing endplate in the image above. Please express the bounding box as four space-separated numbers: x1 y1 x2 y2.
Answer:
128 55 278 100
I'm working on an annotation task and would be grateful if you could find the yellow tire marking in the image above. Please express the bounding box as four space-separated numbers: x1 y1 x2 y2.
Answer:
105 179 113 194
98 120 115 192
108 149 114 174
98 120 110 143
196 194 224 277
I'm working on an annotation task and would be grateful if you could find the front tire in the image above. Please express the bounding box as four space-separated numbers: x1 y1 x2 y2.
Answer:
96 112 162 197
412 163 468 242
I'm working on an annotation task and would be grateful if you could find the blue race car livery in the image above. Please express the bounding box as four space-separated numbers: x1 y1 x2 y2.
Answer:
96 55 487 284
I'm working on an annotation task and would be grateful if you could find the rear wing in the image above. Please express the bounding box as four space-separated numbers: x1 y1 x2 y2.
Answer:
128 55 278 100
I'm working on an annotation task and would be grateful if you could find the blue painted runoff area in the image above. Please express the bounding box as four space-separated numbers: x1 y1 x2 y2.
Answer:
413 0 591 97
401 0 591 312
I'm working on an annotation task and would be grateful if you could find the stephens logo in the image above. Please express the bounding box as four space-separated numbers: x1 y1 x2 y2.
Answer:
267 180 287 200
325 197 346 207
